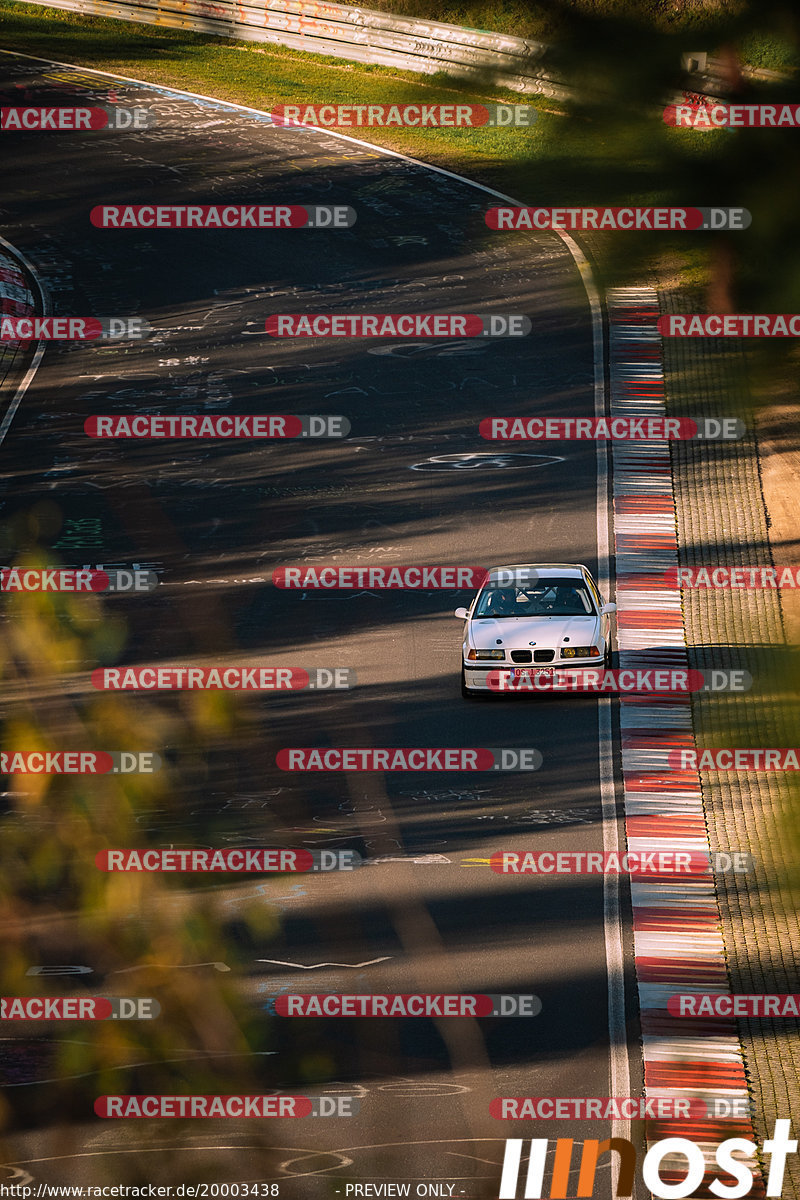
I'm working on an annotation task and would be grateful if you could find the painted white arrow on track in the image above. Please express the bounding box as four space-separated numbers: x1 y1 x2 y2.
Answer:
256 957 392 970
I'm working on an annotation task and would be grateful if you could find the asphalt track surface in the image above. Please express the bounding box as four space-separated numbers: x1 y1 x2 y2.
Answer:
0 51 643 1199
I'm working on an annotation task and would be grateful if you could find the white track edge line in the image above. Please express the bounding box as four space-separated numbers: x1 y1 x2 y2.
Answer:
0 232 49 447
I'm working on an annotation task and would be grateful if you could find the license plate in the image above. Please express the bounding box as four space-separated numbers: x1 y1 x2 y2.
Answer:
513 666 555 678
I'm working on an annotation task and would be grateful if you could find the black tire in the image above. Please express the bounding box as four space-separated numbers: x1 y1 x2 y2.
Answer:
604 645 612 670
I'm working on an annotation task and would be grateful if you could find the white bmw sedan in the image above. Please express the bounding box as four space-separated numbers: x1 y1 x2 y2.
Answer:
455 564 616 697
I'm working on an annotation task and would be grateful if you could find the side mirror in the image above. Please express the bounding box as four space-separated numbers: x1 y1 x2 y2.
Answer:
454 607 469 620
601 602 617 615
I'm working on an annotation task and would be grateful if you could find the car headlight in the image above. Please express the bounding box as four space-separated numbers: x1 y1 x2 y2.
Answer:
561 645 601 658
468 649 505 661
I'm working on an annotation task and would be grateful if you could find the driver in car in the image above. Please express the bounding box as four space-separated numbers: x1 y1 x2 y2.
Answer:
485 587 519 616
552 587 581 612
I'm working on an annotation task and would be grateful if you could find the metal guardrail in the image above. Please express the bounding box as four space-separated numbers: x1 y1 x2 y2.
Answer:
14 0 573 98
13 0 772 100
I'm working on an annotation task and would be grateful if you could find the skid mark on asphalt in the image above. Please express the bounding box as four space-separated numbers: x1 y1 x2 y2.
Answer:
109 961 231 974
0 1139 511 1186
0 1044 276 1088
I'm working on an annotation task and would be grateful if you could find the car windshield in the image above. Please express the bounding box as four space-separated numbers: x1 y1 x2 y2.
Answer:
473 580 596 618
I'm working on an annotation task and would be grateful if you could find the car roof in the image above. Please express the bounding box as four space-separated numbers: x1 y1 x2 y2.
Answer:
483 564 588 579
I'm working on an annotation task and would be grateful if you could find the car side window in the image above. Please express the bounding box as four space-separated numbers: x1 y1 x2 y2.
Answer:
586 577 602 611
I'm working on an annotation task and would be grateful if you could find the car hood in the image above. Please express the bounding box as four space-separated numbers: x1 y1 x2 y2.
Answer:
468 614 600 648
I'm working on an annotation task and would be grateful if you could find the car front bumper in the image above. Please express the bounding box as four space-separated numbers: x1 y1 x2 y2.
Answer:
463 659 605 691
